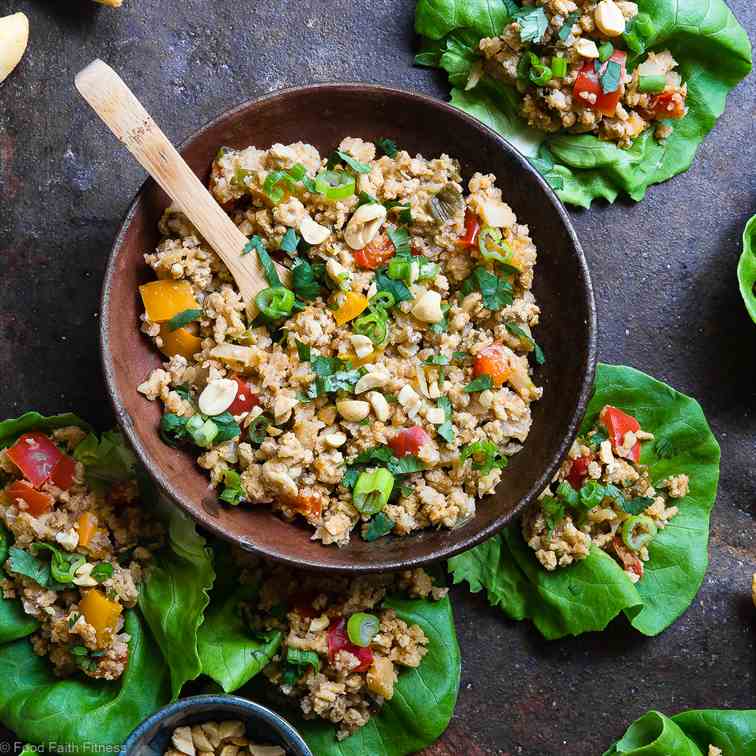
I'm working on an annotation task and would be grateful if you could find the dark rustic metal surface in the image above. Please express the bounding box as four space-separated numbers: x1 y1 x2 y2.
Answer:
0 0 754 754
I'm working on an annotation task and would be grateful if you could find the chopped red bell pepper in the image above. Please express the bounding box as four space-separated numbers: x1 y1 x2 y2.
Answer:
566 454 592 491
50 454 77 491
389 426 431 457
573 50 627 117
473 344 511 388
647 91 686 120
6 433 64 488
327 617 373 673
353 233 396 270
228 375 260 415
600 405 641 462
459 210 480 248
5 480 55 516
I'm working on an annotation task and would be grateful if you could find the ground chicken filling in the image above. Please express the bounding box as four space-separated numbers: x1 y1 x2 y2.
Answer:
240 563 446 740
523 404 689 582
477 0 687 148
0 428 162 680
137 137 543 546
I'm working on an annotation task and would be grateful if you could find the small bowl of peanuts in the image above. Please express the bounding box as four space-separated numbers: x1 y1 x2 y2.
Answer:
120 694 312 756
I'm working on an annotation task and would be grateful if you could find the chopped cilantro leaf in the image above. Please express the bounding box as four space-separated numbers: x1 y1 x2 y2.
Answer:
463 375 493 393
376 138 398 158
558 11 579 41
600 60 622 94
515 6 549 43
166 308 202 333
331 149 371 174
363 511 395 541
279 228 300 256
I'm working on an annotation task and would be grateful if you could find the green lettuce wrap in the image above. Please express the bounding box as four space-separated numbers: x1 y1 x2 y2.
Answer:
604 709 756 755
415 0 752 207
0 411 214 750
291 589 460 756
739 215 756 323
449 363 720 638
226 570 460 756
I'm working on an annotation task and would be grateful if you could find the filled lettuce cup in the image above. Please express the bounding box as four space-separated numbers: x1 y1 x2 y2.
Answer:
0 411 215 752
448 363 720 638
415 0 752 207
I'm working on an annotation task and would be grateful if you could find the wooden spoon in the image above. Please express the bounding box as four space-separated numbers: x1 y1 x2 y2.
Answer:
75 59 289 305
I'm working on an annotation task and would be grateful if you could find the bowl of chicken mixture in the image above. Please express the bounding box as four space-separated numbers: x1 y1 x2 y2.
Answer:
0 427 162 679
479 0 688 147
137 136 543 547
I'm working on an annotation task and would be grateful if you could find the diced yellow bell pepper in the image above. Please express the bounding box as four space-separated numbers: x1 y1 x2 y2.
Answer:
159 324 202 360
139 280 199 322
79 589 122 646
77 512 98 548
333 291 368 326
339 349 383 368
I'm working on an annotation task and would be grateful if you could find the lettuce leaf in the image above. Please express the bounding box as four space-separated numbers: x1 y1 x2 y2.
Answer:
197 550 281 693
449 363 720 638
0 611 171 753
738 215 756 323
0 411 92 448
604 709 756 755
72 430 138 488
290 585 460 756
138 504 215 699
415 0 752 207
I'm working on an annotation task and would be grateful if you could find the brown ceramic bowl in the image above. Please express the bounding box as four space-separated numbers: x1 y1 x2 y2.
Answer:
102 83 596 573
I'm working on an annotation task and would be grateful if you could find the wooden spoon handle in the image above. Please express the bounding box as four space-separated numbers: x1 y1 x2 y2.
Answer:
75 59 286 304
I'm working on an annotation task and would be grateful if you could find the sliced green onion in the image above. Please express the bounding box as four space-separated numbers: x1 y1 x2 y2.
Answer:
369 291 396 311
417 258 439 280
556 480 579 508
288 163 306 181
353 311 388 346
32 543 86 584
551 56 567 78
517 52 532 80
528 62 552 86
263 170 289 204
248 415 271 445
621 515 657 552
478 226 514 265
639 74 666 93
314 170 356 201
255 286 295 321
598 42 614 62
578 480 606 509
286 647 320 671
353 468 395 515
387 257 416 285
186 415 218 448
347 612 380 647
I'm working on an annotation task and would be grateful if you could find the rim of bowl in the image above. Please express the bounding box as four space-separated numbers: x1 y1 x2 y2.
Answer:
101 82 597 573
119 694 312 756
